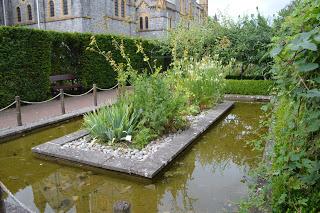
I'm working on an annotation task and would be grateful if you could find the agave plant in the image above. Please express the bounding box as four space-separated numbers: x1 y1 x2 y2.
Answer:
83 101 141 144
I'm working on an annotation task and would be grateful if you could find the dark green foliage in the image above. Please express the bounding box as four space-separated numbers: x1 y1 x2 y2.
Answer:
166 12 274 77
0 26 165 108
225 75 267 80
0 27 52 107
243 0 320 211
225 80 273 95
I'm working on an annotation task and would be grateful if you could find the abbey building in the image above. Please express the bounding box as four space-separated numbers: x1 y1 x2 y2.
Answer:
0 0 208 38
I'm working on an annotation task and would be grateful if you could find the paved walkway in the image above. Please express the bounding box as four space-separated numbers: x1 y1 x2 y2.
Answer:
0 90 118 131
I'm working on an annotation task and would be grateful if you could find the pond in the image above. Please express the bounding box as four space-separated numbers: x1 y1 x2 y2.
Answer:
0 102 266 213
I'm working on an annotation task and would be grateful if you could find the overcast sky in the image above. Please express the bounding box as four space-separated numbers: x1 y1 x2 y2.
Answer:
208 0 293 19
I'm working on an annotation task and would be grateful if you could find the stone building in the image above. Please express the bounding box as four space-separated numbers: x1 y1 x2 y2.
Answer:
0 0 208 38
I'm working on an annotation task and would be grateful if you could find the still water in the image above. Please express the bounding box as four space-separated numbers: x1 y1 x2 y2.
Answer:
0 102 266 213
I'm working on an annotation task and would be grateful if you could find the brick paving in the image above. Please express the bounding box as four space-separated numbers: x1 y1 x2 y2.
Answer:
0 90 118 131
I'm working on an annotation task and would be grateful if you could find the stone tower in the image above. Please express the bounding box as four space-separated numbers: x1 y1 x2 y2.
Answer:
199 0 208 16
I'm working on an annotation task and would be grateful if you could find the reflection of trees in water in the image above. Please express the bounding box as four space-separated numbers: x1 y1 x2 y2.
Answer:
196 103 266 170
154 103 266 212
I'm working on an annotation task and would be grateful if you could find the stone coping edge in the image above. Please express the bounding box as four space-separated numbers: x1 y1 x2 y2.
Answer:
0 106 100 143
224 94 271 102
32 101 234 179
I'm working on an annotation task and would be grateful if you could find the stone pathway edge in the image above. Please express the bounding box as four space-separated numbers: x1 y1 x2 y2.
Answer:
32 101 234 179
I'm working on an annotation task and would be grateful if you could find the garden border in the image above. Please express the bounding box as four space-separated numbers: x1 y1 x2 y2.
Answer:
32 101 234 179
224 94 271 102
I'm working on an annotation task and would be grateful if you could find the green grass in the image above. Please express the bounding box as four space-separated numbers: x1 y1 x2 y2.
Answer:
225 80 273 95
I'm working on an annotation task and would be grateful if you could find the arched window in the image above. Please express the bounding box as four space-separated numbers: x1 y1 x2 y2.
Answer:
114 0 119 16
49 0 55 17
121 0 125 17
62 0 68 15
139 17 143 30
17 7 21 22
27 5 32 20
145 16 149 29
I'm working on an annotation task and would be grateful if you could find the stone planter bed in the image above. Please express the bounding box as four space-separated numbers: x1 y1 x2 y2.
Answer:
32 101 234 178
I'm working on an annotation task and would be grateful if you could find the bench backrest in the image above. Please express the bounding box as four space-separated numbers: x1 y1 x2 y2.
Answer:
50 74 76 82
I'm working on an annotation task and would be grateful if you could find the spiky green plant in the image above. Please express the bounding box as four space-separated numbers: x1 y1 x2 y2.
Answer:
83 101 141 144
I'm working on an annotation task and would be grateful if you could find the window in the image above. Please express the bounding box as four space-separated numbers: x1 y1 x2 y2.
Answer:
49 0 55 17
169 17 172 28
17 7 21 22
62 0 68 15
27 5 32 20
114 0 119 16
145 16 149 29
139 17 143 30
121 0 125 17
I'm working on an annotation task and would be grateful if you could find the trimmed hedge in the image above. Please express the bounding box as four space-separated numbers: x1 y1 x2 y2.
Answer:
225 80 273 95
0 27 52 107
0 27 166 108
226 75 269 80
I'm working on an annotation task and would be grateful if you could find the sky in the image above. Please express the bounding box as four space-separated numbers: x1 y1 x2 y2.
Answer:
208 0 293 20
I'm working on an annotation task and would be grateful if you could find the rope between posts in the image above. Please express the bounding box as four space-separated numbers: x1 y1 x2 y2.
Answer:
63 87 94 97
20 93 61 105
96 83 119 91
0 83 119 112
0 101 16 112
0 181 34 213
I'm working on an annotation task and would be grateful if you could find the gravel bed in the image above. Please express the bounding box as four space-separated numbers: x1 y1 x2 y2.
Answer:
61 110 207 161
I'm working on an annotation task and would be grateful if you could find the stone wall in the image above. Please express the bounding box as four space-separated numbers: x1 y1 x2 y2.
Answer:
1 0 206 38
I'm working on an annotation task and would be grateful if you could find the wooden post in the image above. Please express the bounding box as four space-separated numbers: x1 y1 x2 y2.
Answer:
60 89 65 114
93 84 97 107
113 201 131 213
15 96 22 126
0 186 5 213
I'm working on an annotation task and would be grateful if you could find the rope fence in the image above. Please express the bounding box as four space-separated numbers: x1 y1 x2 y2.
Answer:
0 101 16 113
96 83 119 91
0 83 118 127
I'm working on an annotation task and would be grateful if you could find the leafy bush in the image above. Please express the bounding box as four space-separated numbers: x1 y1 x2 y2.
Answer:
83 100 141 144
165 12 274 77
225 80 273 95
169 57 228 110
243 0 320 211
131 74 188 148
226 75 267 80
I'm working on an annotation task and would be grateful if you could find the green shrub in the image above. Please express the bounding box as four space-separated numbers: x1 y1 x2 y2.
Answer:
83 100 141 144
242 0 320 211
0 27 52 108
225 80 273 95
179 58 227 109
131 74 188 148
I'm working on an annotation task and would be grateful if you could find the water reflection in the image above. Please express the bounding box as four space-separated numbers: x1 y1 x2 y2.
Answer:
0 103 266 213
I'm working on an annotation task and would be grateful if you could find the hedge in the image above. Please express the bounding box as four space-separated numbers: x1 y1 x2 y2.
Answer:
0 26 166 108
225 80 274 95
0 27 52 107
225 75 270 80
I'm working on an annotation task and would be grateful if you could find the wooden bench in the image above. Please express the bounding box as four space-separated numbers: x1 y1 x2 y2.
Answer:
50 74 82 93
